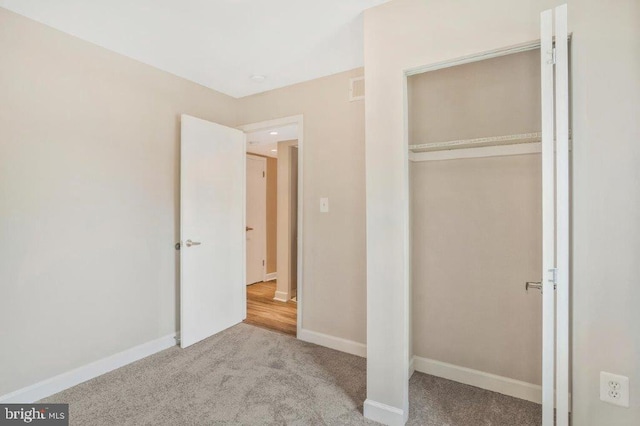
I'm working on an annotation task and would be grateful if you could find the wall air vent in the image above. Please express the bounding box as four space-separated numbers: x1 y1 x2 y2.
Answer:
349 76 365 102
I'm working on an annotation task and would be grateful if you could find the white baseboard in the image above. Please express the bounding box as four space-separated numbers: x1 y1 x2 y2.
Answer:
297 328 366 358
273 290 289 302
0 333 177 403
412 356 542 404
264 272 277 281
363 399 406 426
409 357 415 378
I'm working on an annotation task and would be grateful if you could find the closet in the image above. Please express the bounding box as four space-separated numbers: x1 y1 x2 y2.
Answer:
409 49 544 395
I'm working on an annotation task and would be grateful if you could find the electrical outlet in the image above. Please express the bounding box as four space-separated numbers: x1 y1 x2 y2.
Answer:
600 372 629 407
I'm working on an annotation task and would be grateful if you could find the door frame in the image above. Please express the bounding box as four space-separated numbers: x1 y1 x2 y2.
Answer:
246 154 268 284
238 115 304 337
402 39 572 410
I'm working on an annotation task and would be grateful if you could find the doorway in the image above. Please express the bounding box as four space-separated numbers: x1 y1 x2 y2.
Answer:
241 117 302 336
406 22 571 424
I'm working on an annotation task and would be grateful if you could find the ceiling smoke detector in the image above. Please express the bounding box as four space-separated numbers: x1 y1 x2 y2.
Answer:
250 74 266 82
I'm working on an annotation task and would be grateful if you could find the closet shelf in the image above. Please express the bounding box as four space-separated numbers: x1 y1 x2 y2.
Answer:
409 132 542 153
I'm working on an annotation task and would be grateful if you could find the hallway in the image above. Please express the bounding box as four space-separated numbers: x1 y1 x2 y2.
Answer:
244 281 297 336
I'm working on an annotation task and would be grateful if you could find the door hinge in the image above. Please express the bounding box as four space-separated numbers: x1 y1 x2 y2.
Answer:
548 268 558 290
263 171 265 178
262 260 265 266
549 47 557 65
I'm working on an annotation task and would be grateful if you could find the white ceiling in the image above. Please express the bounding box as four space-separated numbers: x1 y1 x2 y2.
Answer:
246 124 298 158
0 0 389 98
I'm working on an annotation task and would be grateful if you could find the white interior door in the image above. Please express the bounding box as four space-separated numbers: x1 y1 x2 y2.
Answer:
541 5 570 425
246 155 267 285
180 114 246 349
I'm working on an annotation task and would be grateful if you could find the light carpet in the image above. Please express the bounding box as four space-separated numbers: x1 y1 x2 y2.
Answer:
41 323 541 425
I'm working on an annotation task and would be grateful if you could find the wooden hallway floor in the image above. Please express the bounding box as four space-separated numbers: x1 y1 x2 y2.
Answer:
244 281 297 336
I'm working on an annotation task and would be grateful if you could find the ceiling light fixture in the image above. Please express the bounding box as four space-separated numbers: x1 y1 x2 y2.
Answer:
271 149 277 152
250 74 266 82
269 131 278 135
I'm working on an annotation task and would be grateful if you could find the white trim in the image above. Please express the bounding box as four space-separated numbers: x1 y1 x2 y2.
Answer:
401 70 411 420
264 272 277 281
238 115 304 338
239 115 303 134
409 142 541 162
297 328 366 358
242 134 247 320
412 356 542 404
273 290 289 302
363 399 406 426
554 5 571 425
0 334 176 403
405 40 541 77
409 132 541 152
540 8 556 426
409 357 415 378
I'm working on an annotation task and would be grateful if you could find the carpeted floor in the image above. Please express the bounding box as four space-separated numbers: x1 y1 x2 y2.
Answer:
41 323 541 425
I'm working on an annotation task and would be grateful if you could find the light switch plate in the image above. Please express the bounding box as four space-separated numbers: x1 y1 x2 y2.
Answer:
600 371 629 407
320 197 329 213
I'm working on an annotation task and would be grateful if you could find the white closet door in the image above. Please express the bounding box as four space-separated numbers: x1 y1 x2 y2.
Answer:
540 5 570 426
554 5 570 426
540 8 556 426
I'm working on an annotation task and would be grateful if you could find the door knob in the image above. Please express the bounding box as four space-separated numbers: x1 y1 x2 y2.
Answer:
525 281 542 293
185 239 201 247
246 226 254 231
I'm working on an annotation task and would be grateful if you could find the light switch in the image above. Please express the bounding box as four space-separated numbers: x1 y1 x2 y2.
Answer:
320 197 329 213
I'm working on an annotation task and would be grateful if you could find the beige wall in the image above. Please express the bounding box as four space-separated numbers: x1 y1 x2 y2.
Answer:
365 0 640 423
266 157 277 275
238 69 367 343
289 146 299 299
275 140 298 300
411 155 542 385
1 6 367 398
0 8 239 396
408 49 541 145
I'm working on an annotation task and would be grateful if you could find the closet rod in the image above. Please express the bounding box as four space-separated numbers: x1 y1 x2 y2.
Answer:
409 132 541 153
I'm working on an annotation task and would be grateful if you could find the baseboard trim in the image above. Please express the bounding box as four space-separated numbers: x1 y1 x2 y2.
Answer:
409 357 415 378
0 333 177 403
264 272 277 282
412 356 542 404
273 290 289 302
297 328 366 358
363 399 406 426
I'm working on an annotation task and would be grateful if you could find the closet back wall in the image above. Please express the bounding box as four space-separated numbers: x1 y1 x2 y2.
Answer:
410 49 543 385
